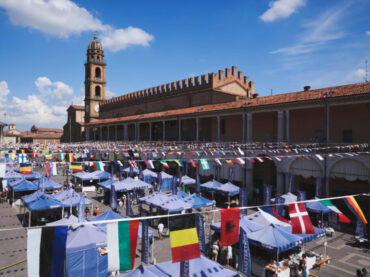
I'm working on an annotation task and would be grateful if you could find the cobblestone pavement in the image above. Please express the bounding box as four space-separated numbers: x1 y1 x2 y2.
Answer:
0 169 368 276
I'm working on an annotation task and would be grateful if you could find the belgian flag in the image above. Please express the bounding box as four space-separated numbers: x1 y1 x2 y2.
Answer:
169 214 200 263
71 162 83 173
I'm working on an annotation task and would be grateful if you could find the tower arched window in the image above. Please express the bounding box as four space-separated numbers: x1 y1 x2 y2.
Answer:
95 86 101 97
97 57 100 63
95 67 101 79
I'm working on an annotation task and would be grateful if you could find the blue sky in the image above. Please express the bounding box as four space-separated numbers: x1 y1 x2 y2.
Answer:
0 0 369 131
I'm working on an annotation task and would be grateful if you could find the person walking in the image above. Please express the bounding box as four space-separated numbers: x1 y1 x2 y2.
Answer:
300 254 307 277
212 240 219 261
226 245 233 266
158 222 164 240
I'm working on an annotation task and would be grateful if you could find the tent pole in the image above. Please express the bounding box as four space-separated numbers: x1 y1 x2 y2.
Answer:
28 211 31 227
228 196 230 208
12 189 14 205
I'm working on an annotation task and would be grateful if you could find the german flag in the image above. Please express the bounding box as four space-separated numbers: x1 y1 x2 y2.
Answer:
344 196 367 224
169 214 200 263
71 162 83 173
68 153 74 162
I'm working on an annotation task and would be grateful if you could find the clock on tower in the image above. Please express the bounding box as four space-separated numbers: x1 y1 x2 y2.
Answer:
84 33 106 124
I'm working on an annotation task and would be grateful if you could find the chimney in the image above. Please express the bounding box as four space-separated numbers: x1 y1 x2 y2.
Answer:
304 86 311 91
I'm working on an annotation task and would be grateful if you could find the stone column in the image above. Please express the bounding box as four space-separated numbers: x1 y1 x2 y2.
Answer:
162 121 166 141
276 171 284 195
277 110 284 142
217 115 221 142
245 166 253 201
285 110 290 143
246 112 253 143
178 119 182 142
149 122 152 141
124 124 128 141
107 125 110 141
196 117 199 142
85 127 90 141
114 125 117 141
326 104 330 144
100 126 103 141
242 113 246 143
137 123 140 141
324 177 330 197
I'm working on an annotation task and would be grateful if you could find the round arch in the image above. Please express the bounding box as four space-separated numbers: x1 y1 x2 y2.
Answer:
328 158 369 182
288 157 324 178
95 86 101 97
95 67 101 79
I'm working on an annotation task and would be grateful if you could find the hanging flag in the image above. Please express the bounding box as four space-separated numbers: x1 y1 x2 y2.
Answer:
133 152 140 158
141 220 150 264
225 159 233 165
71 163 83 173
93 161 104 171
129 160 138 169
212 165 218 181
214 158 222 166
20 163 32 174
255 157 264 163
200 159 210 170
315 154 324 161
315 178 322 198
78 193 85 223
296 190 306 201
169 214 200 263
45 153 53 160
220 208 240 246
238 147 244 155
238 228 252 276
239 187 248 215
144 160 155 169
189 159 197 168
196 166 200 193
319 199 350 223
287 174 295 193
174 160 184 167
289 203 315 234
260 206 290 224
68 153 74 162
44 162 50 177
110 184 118 210
235 158 245 165
0 163 6 178
263 184 272 205
195 213 206 254
160 160 169 169
107 220 139 271
275 156 282 162
344 196 367 224
19 153 27 163
172 176 178 195
228 167 234 182
126 193 134 217
27 226 68 277
57 153 64 161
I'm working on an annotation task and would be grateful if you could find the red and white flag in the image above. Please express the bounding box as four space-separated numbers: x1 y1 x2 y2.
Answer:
129 160 138 169
189 159 198 168
220 208 240 246
289 203 315 234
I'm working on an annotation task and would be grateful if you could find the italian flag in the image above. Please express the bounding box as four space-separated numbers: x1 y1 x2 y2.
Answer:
160 160 169 169
93 161 104 171
319 200 351 223
107 221 139 272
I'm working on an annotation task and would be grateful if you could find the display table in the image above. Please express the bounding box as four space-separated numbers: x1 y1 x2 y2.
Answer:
265 263 290 277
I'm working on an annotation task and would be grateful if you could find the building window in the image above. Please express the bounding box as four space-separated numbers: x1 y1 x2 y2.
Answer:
343 130 352 143
221 119 226 134
95 67 101 79
97 57 100 63
95 86 101 97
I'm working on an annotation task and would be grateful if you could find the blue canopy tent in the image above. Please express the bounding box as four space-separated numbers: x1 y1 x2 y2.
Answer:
72 171 110 186
200 179 223 191
142 169 157 184
118 265 169 277
306 197 332 214
91 170 111 180
140 193 192 213
97 178 114 189
216 182 240 196
124 167 140 175
21 190 44 204
143 255 240 277
66 225 108 277
280 225 326 243
178 175 196 186
248 224 303 253
180 193 215 209
271 192 297 205
9 179 38 192
211 216 264 234
46 214 78 227
3 169 23 181
33 176 63 191
88 210 154 238
112 177 153 192
50 189 93 212
21 171 41 180
157 171 173 191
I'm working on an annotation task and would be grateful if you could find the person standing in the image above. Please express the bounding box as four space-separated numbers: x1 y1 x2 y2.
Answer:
227 245 233 266
301 254 307 277
158 222 164 240
362 268 368 277
212 240 219 261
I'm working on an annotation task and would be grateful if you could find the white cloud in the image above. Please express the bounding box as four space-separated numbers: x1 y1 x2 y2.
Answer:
106 88 116 98
35 76 73 99
260 0 305 22
0 81 10 106
270 5 347 55
366 31 370 36
352 68 366 80
0 0 154 52
100 27 154 52
72 95 84 105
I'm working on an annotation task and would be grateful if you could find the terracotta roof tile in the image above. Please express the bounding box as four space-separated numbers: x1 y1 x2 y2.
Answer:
87 82 370 126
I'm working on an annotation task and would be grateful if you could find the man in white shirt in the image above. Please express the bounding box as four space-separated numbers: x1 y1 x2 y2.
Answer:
158 222 164 240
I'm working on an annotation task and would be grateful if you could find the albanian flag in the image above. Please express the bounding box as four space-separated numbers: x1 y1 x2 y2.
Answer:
220 208 240 246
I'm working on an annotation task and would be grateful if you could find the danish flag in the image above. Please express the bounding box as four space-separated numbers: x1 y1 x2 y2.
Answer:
289 203 315 234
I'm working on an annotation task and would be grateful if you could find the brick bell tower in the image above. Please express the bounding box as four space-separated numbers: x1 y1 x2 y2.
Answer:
84 33 106 124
